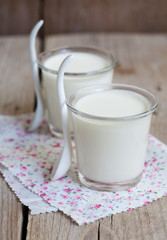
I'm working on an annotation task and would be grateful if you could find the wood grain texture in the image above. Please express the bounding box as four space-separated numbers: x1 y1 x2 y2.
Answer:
0 174 23 240
0 36 35 240
1 0 167 35
26 211 98 240
99 197 167 240
0 0 39 35
44 0 167 34
0 36 35 115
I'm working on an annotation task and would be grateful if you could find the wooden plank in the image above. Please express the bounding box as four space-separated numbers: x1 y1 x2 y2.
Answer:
1 0 167 35
0 0 39 35
43 0 167 34
26 211 98 240
0 36 35 239
99 197 167 240
25 33 167 240
0 175 23 240
0 36 34 115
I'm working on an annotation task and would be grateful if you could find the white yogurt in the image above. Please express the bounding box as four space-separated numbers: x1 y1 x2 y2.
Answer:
71 89 152 184
41 51 114 135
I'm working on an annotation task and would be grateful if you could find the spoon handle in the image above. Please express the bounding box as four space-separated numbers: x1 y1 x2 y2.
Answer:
50 55 73 180
29 20 45 131
57 55 73 155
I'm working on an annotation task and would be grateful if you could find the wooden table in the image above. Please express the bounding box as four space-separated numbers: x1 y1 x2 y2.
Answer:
0 33 167 240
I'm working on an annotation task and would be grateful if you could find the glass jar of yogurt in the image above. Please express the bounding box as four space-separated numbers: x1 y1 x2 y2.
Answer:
67 84 158 191
38 47 117 138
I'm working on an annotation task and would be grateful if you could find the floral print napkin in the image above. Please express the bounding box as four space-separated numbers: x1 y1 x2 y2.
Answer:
0 164 58 214
0 114 166 225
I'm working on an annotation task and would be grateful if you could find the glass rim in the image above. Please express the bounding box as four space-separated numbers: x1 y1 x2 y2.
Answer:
37 46 118 76
66 83 158 122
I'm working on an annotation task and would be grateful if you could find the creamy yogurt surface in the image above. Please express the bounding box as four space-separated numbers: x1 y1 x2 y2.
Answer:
75 89 150 118
44 52 109 73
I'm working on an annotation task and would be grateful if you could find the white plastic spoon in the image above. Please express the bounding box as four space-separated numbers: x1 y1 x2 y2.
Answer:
29 20 45 131
50 55 73 181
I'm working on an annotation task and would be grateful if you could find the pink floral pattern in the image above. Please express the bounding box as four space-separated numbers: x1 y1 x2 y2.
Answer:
0 114 167 225
0 165 58 214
